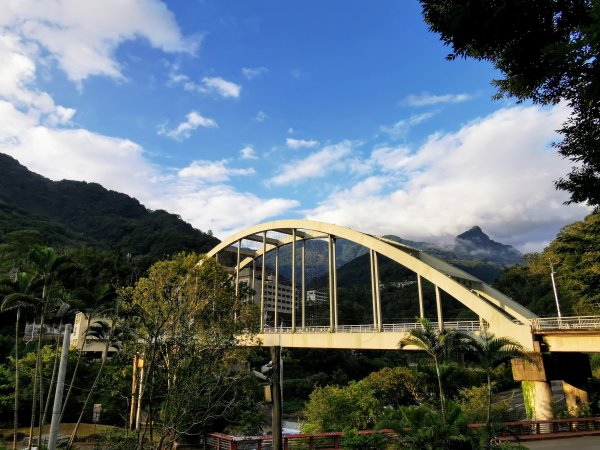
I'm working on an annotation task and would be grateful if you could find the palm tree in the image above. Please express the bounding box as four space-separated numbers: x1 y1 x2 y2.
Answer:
60 283 115 422
24 246 74 450
1 271 38 450
466 332 533 449
399 318 471 422
67 317 127 449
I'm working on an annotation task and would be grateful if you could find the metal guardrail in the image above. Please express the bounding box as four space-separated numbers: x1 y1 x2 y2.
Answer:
206 430 392 450
531 315 600 331
261 320 485 334
470 417 600 441
206 419 600 448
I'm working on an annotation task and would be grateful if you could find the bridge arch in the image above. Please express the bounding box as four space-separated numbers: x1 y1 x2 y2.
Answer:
208 220 537 349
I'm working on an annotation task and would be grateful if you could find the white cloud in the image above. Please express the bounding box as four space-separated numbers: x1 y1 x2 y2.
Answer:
240 145 258 160
307 105 590 251
0 118 153 197
286 138 319 150
404 92 472 107
255 111 267 122
201 76 241 98
380 112 435 139
1 0 197 84
178 160 255 182
167 68 241 99
157 111 217 141
242 66 268 79
0 110 297 238
0 0 296 239
270 141 353 186
0 34 76 125
155 184 299 237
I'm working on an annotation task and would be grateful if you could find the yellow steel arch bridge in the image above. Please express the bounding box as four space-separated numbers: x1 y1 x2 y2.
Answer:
207 219 600 420
207 219 600 353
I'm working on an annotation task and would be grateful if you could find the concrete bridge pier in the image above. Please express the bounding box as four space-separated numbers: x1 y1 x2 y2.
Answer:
513 351 592 419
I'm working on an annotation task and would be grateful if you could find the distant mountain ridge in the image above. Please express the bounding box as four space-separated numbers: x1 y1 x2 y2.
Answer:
0 153 218 262
274 226 522 285
455 226 523 265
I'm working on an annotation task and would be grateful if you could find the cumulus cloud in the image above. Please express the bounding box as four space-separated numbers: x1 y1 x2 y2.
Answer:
1 0 197 84
404 91 472 107
0 108 296 237
242 66 268 79
200 76 241 98
0 34 76 125
255 111 267 122
168 71 241 99
380 112 436 139
286 138 319 150
178 160 255 182
154 184 299 237
157 111 217 141
270 141 353 186
307 105 589 250
240 145 258 160
0 0 296 238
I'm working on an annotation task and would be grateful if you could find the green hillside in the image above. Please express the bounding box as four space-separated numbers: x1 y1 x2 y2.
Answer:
0 153 219 271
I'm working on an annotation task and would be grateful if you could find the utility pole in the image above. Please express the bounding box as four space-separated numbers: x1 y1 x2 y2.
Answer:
271 346 282 450
48 324 71 450
549 260 562 319
129 354 139 430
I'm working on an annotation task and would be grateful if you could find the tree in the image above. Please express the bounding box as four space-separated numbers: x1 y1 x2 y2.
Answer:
376 402 471 450
465 333 532 449
302 381 381 433
61 284 116 422
23 246 73 450
399 318 471 422
1 271 38 450
457 383 513 425
493 212 600 315
127 253 257 449
362 366 426 408
419 0 600 207
67 317 126 449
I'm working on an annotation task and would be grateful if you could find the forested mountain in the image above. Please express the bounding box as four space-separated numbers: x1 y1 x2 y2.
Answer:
0 153 219 270
493 211 600 316
272 226 523 287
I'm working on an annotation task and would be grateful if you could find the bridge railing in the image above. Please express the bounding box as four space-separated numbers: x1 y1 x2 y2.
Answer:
470 417 600 440
206 418 600 448
531 315 600 331
261 321 485 334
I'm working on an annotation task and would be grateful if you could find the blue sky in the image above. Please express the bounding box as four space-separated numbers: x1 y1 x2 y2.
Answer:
0 0 590 251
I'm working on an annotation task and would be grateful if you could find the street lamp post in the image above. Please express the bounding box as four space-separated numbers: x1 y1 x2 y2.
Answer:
549 260 562 319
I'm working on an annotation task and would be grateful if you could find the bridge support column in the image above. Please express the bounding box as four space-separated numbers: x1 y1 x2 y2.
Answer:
521 380 554 420
513 353 553 420
513 351 592 420
552 353 591 415
563 381 589 415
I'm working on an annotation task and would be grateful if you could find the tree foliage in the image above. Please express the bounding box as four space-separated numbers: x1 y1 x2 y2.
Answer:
420 0 600 207
127 253 258 448
302 381 381 433
494 211 600 314
400 318 472 422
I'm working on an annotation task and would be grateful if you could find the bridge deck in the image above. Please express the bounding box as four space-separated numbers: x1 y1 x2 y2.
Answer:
248 317 600 352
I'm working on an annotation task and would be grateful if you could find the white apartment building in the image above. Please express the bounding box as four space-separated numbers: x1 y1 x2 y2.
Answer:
238 267 299 325
306 289 328 304
70 312 115 356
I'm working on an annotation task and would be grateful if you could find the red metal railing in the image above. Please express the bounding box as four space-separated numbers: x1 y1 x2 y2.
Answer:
206 418 600 448
205 430 391 450
469 417 600 441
